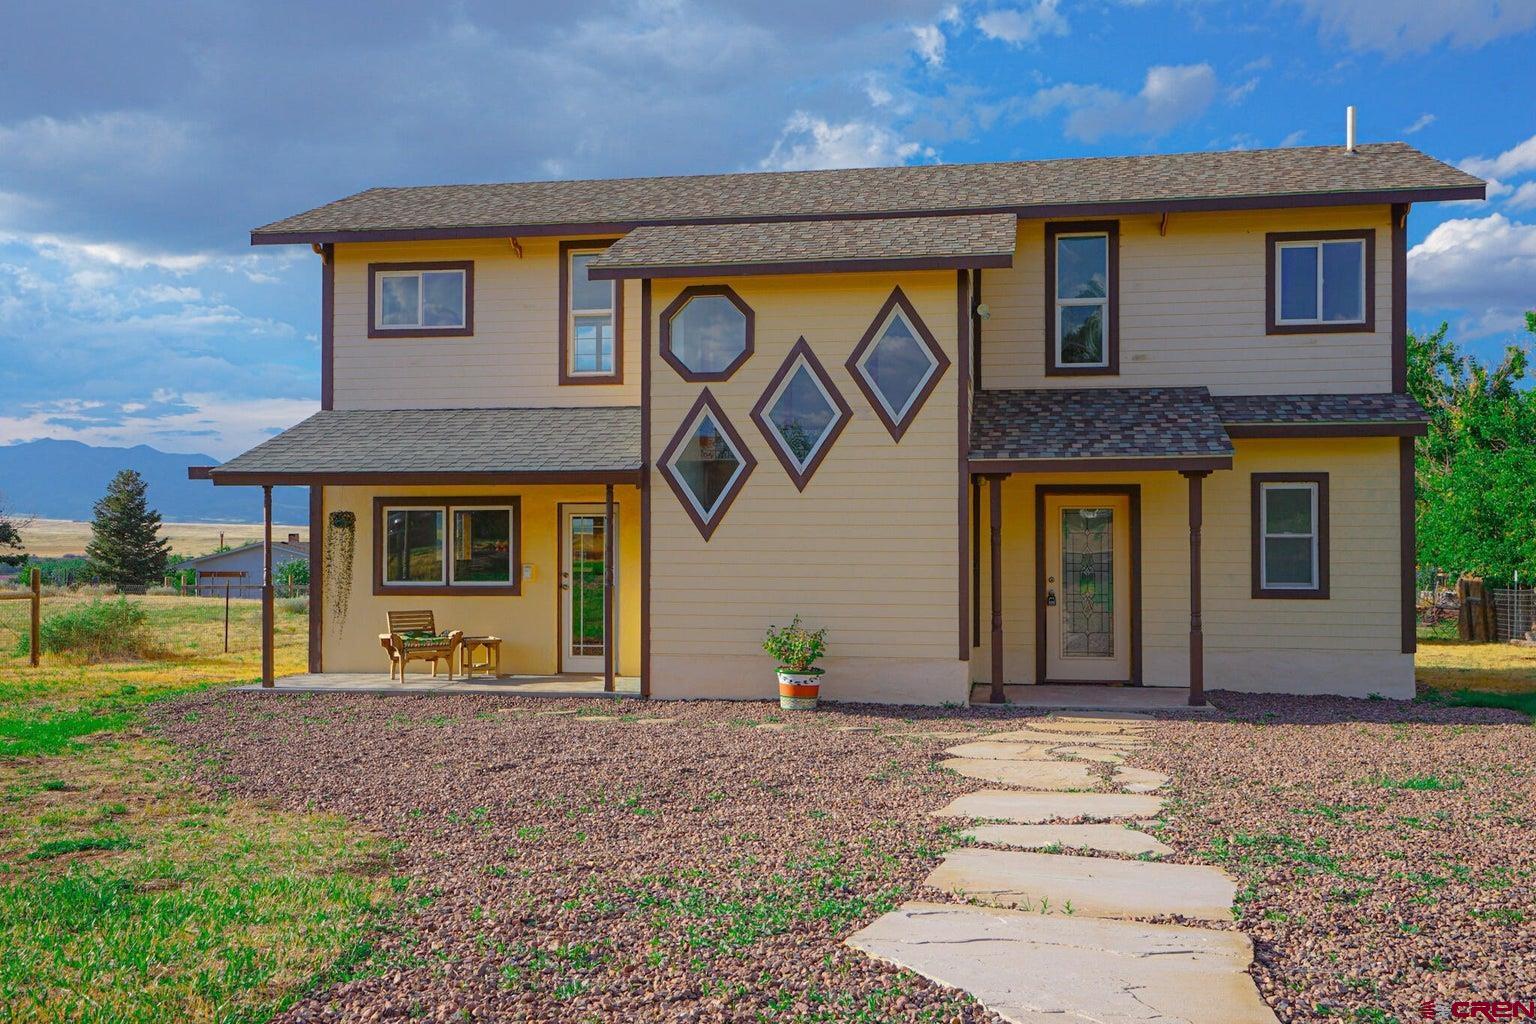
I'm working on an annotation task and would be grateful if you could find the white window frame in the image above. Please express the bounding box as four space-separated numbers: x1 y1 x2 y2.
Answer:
1259 482 1319 591
374 268 467 330
1273 238 1366 326
382 505 447 586
665 405 748 523
566 248 616 377
1054 231 1111 369
381 503 515 588
856 307 941 423
762 354 843 473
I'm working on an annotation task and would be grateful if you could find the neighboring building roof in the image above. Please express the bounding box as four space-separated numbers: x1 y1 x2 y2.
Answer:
252 143 1484 245
585 214 1017 279
178 540 309 570
1213 393 1429 435
969 387 1235 469
208 407 642 484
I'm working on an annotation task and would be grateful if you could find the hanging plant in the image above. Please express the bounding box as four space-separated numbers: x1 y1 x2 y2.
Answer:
326 510 356 634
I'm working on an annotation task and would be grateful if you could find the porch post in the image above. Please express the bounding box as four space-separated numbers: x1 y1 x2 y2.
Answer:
1182 471 1208 706
261 484 274 688
988 474 1005 704
604 483 615 693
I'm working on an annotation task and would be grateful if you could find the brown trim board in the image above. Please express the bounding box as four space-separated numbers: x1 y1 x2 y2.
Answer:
970 455 1232 474
1034 484 1143 687
211 469 643 486
1391 203 1409 393
1044 220 1120 377
1250 472 1331 600
371 495 523 597
558 239 625 386
658 283 755 382
308 485 323 673
587 252 1013 280
749 336 853 492
1264 229 1376 336
640 279 652 698
320 243 335 409
956 269 971 663
366 260 475 339
1400 436 1416 654
1223 422 1425 439
846 285 951 442
250 186 1486 247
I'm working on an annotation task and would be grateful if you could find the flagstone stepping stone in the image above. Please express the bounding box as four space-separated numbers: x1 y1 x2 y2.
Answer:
943 741 1058 761
1114 766 1170 793
534 709 579 717
932 790 1162 823
940 758 1099 790
1032 719 1150 736
1050 745 1125 764
834 725 876 733
926 848 1235 921
848 901 1278 1024
1048 711 1157 723
892 729 977 739
962 823 1174 857
980 729 1148 747
627 717 677 725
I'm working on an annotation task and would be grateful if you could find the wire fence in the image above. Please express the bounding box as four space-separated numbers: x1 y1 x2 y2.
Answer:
1491 588 1536 643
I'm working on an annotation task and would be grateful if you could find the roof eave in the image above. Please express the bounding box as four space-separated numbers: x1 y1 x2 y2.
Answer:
248 184 1487 248
206 468 644 486
587 252 1013 281
967 454 1235 473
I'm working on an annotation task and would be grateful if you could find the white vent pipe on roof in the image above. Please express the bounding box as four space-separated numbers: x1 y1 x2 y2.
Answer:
1346 106 1357 153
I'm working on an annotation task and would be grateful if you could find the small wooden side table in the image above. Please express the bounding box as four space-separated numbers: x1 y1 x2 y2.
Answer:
460 635 502 679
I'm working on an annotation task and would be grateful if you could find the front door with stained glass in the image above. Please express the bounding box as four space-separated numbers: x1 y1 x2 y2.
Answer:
562 506 611 673
1043 494 1132 683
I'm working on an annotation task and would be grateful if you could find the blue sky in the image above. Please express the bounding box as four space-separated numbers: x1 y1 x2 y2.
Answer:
1 0 1533 458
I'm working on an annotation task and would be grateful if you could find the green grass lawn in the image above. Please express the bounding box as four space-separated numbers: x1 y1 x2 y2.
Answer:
0 593 398 1023
1416 625 1536 721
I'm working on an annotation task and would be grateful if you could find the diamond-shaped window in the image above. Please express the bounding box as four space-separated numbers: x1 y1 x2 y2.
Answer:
751 337 852 491
847 287 950 441
659 389 757 540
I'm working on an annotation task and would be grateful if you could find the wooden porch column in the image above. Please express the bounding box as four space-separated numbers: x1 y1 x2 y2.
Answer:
261 484 274 688
988 474 1006 704
603 483 615 693
1182 471 1208 707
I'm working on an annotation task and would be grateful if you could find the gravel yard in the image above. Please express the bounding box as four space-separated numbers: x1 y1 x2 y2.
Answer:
156 690 1533 1024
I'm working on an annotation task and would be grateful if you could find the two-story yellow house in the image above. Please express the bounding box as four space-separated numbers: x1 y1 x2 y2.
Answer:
203 142 1484 705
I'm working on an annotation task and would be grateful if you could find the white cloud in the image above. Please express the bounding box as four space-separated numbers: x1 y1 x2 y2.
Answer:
1029 64 1218 143
1285 0 1536 53
976 1 1068 44
1226 77 1260 103
1506 181 1536 211
1404 113 1436 134
1460 133 1536 181
0 112 194 179
1280 129 1307 147
0 394 318 460
759 112 929 171
912 24 946 67
1408 213 1536 336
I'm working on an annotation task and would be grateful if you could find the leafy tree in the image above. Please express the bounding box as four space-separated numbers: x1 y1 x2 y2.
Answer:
0 499 23 567
1410 312 1536 585
85 470 171 588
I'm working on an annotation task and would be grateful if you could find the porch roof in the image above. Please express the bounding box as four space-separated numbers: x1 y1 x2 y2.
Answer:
204 406 643 485
585 213 1017 279
969 386 1235 472
1212 392 1429 436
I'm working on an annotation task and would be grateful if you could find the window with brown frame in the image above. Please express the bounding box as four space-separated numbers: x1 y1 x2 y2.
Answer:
368 261 474 338
1265 229 1375 335
373 496 521 596
559 240 624 384
1250 473 1330 599
1045 221 1118 375
659 284 755 381
846 286 950 442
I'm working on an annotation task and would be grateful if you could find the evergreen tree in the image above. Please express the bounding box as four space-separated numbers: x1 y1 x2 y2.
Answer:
85 470 171 588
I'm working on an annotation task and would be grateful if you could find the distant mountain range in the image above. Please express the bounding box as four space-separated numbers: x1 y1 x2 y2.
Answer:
0 439 307 523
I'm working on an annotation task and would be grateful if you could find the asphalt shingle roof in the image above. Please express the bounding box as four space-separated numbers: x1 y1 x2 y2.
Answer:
253 143 1482 241
211 407 641 479
586 214 1017 275
970 387 1234 462
1212 392 1429 427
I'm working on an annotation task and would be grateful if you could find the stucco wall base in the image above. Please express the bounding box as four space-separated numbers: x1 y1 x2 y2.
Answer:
649 655 972 706
1207 650 1415 699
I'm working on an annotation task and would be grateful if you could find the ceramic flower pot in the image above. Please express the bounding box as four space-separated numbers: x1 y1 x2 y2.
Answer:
777 670 822 710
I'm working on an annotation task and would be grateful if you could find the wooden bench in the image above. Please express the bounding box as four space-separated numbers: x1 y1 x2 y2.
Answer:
380 610 463 680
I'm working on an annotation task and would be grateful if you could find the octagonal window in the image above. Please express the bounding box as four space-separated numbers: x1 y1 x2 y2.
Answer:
659 389 757 540
659 285 754 381
846 287 950 441
751 337 852 491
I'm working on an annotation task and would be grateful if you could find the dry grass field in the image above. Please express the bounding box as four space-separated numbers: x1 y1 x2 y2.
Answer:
17 519 308 558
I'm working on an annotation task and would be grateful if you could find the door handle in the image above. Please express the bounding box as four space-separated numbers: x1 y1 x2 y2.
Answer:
1046 589 1057 607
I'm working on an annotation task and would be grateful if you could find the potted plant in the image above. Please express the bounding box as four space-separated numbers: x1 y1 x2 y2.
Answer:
763 615 827 710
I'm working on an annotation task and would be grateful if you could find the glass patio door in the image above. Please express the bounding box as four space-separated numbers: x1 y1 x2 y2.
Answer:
1043 494 1132 683
562 506 611 673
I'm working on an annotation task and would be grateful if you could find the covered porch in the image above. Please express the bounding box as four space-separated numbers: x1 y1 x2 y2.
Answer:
193 406 646 695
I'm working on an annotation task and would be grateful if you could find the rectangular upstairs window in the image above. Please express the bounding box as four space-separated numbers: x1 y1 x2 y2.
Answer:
1266 230 1374 334
1251 474 1330 599
1046 221 1119 375
560 240 624 384
368 262 474 338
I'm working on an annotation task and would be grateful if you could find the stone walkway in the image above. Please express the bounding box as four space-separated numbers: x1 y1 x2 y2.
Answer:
849 712 1278 1024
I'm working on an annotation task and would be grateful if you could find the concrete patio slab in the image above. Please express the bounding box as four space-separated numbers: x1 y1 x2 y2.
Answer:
943 741 1059 761
848 902 1277 1024
940 758 1099 790
962 823 1174 857
932 790 1163 823
926 848 1236 921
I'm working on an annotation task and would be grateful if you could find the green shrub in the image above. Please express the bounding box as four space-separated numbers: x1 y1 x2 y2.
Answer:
275 559 310 595
762 615 828 674
280 596 308 615
17 598 154 662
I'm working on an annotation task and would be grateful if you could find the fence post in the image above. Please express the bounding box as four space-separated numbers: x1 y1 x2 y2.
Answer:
29 567 40 667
